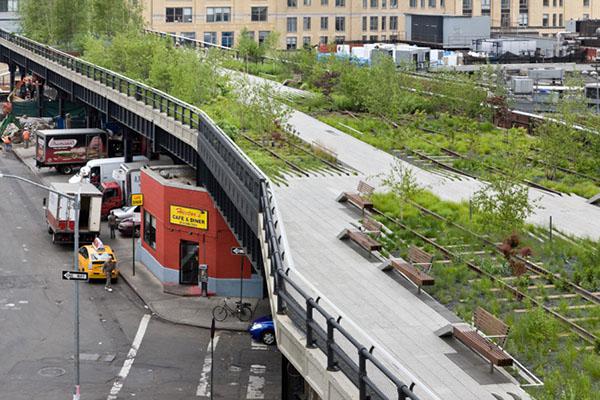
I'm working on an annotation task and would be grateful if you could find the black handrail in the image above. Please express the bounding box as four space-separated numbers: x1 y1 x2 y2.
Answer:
0 29 422 400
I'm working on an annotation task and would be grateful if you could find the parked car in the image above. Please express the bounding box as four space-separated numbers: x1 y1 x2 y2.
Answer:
118 214 141 237
110 205 140 222
77 240 119 282
248 316 275 345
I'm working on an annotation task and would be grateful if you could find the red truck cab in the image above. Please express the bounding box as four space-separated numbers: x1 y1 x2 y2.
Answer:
100 181 123 218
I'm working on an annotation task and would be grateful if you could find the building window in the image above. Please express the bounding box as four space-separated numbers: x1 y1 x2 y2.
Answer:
552 13 556 26
320 36 328 43
203 32 217 44
501 11 510 27
321 0 328 5
166 7 192 23
303 16 312 30
371 0 378 7
370 16 378 31
0 0 18 12
390 16 398 30
143 211 156 250
559 13 563 26
363 0 367 7
251 7 268 22
409 0 417 7
391 0 398 7
243 30 255 40
335 0 345 7
362 16 367 31
543 0 548 6
362 35 368 41
287 17 298 32
421 0 425 7
481 0 490 15
462 0 472 15
429 0 436 7
335 16 345 31
206 7 231 23
303 36 311 47
381 16 386 30
559 0 562 5
518 13 528 26
286 36 298 49
258 31 271 44
370 35 378 41
335 35 345 43
288 0 297 7
382 0 387 7
542 13 549 26
390 34 397 41
321 17 329 30
381 34 386 40
304 0 312 4
221 31 234 47
441 0 445 6
553 0 556 6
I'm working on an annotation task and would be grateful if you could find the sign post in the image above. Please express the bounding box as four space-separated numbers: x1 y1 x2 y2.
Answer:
130 194 143 276
231 247 246 306
210 317 216 400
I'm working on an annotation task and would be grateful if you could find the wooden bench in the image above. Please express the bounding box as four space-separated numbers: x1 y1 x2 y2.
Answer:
337 181 374 212
338 216 382 255
390 246 435 293
453 307 513 372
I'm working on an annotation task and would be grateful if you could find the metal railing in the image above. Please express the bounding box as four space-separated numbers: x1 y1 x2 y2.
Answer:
0 29 422 400
144 29 238 54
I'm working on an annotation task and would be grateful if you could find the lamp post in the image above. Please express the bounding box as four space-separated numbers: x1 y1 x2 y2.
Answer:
0 173 82 400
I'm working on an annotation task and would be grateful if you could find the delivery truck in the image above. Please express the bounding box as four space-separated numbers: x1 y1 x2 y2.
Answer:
35 128 120 174
44 183 103 244
100 158 173 216
68 155 149 186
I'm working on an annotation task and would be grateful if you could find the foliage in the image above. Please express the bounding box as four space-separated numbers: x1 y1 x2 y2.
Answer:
19 0 143 50
380 159 420 219
472 172 537 235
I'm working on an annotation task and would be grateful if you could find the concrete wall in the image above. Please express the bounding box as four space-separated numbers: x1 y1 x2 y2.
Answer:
443 15 490 48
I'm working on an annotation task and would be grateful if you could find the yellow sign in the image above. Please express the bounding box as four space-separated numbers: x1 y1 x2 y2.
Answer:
130 194 144 206
169 205 208 230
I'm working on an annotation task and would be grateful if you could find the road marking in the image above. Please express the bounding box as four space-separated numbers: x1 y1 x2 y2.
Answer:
246 364 266 399
106 314 151 400
196 335 220 397
250 340 268 351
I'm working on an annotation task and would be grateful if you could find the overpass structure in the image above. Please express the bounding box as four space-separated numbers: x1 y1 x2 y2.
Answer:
0 31 531 400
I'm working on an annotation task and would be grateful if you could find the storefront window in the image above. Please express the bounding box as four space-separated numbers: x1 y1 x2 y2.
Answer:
144 210 156 249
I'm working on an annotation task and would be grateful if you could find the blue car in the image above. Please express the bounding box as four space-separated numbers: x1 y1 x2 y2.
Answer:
249 315 276 345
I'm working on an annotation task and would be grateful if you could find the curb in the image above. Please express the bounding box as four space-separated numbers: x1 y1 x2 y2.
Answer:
119 267 250 333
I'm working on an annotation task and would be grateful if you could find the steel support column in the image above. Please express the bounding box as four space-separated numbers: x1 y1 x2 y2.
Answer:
8 63 15 91
123 128 133 163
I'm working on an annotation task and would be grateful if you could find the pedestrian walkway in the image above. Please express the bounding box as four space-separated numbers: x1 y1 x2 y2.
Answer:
284 110 600 240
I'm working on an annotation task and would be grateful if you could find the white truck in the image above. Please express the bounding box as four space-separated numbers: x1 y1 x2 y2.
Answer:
45 183 103 244
68 155 149 186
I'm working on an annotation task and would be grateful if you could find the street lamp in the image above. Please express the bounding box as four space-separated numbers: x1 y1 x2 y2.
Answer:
0 173 82 400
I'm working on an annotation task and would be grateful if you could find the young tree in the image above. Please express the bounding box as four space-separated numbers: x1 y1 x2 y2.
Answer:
472 172 536 235
90 0 144 37
535 74 585 180
236 27 261 71
381 159 421 219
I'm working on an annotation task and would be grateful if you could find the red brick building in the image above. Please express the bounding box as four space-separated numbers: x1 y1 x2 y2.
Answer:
137 165 262 297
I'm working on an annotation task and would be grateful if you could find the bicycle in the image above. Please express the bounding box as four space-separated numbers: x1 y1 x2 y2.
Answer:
212 299 253 322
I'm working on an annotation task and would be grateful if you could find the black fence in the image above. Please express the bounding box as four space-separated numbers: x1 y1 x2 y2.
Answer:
0 30 422 400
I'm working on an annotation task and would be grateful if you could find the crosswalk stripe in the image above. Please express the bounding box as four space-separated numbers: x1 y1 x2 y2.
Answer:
196 336 220 397
246 364 266 399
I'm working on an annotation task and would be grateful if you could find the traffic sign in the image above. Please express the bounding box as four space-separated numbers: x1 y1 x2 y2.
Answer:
130 193 144 207
231 247 245 255
62 271 88 281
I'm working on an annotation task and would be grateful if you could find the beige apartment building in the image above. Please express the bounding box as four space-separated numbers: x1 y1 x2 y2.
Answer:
142 0 600 48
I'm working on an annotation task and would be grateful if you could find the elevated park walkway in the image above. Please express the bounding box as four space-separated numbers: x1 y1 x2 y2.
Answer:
0 30 550 400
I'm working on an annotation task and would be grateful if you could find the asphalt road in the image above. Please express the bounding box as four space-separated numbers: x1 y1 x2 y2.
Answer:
0 150 281 400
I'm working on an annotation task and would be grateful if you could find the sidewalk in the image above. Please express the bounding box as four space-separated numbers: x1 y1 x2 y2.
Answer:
10 144 271 332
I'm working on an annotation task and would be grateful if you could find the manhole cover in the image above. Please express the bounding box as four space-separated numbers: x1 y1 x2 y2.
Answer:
38 367 66 377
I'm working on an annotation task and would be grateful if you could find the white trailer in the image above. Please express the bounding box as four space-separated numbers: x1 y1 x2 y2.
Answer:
45 182 102 244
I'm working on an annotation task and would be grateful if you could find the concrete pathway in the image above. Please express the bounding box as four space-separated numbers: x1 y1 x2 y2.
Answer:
284 110 600 240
